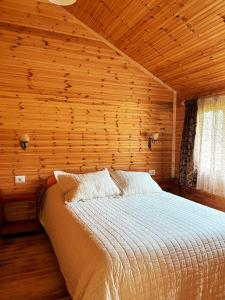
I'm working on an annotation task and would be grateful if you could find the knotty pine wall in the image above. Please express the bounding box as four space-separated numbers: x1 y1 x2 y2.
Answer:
0 0 174 197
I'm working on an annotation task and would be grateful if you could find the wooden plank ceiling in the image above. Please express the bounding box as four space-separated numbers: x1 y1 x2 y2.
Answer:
66 0 225 99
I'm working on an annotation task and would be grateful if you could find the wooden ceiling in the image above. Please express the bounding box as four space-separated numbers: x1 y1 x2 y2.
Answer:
65 0 225 99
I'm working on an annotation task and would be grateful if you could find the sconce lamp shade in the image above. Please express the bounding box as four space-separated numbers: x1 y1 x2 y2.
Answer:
48 0 77 5
151 132 159 141
20 134 30 150
148 132 159 150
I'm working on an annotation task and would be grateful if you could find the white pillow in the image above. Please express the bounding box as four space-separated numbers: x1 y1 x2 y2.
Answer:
109 170 162 196
54 170 78 193
54 169 121 202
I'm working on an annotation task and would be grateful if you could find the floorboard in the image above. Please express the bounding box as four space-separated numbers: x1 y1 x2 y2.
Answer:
0 233 71 300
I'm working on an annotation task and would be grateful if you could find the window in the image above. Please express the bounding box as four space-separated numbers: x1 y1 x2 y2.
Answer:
194 96 225 196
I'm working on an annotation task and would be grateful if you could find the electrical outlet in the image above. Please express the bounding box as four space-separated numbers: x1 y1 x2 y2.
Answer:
149 170 156 176
15 176 26 184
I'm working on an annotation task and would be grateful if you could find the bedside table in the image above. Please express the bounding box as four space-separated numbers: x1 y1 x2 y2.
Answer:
0 189 41 238
158 178 180 195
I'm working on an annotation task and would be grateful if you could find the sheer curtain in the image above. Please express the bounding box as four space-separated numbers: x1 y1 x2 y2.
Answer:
194 95 225 196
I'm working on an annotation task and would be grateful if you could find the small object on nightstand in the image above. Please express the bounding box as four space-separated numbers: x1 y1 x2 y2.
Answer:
0 188 42 238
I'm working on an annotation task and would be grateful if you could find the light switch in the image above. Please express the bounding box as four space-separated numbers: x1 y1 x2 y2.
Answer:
15 176 26 184
149 170 156 176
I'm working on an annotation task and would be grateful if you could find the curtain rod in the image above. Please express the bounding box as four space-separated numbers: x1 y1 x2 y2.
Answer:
182 89 225 103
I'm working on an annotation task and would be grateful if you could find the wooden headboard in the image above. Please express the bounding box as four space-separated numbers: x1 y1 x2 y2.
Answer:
46 175 57 189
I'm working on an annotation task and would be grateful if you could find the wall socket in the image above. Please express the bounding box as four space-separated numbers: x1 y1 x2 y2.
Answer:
15 176 26 184
149 170 156 176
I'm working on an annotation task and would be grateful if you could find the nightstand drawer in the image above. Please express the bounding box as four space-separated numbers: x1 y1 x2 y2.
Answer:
3 201 36 222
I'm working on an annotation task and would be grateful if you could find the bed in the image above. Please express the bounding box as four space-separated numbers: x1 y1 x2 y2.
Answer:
41 179 225 300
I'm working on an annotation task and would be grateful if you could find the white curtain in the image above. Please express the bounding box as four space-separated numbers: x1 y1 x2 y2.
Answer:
194 95 225 197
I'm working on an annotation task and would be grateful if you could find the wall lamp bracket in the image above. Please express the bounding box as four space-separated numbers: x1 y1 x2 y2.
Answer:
148 132 159 150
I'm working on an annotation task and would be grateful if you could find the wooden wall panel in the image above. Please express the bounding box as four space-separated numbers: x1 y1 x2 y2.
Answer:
0 0 174 197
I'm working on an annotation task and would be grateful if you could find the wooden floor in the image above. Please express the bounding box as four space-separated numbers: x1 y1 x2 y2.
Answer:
0 233 71 300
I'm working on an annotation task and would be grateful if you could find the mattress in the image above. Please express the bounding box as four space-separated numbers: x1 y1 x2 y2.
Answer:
41 183 225 300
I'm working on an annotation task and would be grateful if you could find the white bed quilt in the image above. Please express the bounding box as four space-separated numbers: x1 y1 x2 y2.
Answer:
42 186 225 300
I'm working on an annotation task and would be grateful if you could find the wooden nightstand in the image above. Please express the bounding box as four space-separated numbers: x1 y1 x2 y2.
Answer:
0 189 41 238
158 178 180 195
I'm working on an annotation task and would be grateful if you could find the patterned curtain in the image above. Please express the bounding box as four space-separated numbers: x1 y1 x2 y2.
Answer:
179 99 198 187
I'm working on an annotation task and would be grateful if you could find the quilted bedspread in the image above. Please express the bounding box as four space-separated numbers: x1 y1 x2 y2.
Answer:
41 184 225 300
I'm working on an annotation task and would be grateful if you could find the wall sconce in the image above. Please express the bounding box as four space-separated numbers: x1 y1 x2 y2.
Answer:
148 132 159 150
20 134 30 150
